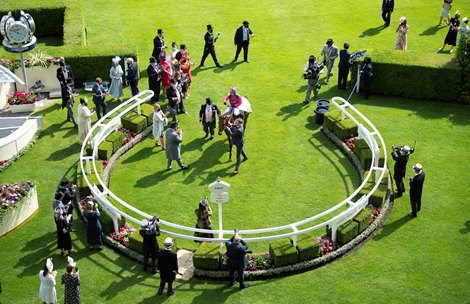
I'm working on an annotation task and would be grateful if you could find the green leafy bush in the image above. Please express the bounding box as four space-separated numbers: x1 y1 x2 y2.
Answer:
352 138 369 156
293 234 320 262
333 119 358 140
336 220 359 245
351 50 463 103
193 242 221 270
121 112 147 133
358 182 388 208
360 148 385 170
105 131 124 153
269 239 298 267
353 209 371 233
323 109 343 131
97 141 113 161
134 103 155 126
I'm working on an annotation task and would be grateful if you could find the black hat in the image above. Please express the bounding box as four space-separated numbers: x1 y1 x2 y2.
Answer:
66 78 73 84
169 120 179 128
243 20 249 25
180 44 186 50
207 24 213 30
158 29 163 34
60 178 70 187
59 60 65 66
149 56 156 63
206 98 212 104
327 38 333 45
80 97 88 104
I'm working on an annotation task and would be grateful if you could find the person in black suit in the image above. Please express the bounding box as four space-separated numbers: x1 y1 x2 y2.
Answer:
147 57 161 102
56 59 74 88
225 118 248 174
152 29 166 59
225 233 249 289
337 43 351 90
360 57 373 99
166 79 184 121
382 0 395 27
234 20 254 63
140 217 160 274
409 164 425 217
92 77 109 119
199 98 220 140
157 238 179 296
391 145 414 197
201 24 222 68
126 58 140 96
57 178 76 231
61 79 77 127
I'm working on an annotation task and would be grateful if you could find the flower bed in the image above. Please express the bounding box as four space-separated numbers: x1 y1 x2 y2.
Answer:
108 224 136 248
245 253 275 271
118 128 139 145
0 182 38 237
8 92 38 106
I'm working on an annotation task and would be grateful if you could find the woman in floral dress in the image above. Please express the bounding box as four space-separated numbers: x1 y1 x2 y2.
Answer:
395 16 410 50
61 265 80 304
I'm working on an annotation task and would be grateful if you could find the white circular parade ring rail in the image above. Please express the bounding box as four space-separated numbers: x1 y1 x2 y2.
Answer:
79 91 387 249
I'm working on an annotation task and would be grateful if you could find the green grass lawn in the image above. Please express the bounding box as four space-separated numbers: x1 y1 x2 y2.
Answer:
1 0 470 303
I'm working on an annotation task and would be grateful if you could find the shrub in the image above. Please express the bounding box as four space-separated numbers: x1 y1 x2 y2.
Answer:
360 148 385 170
350 50 463 103
193 242 221 270
121 112 147 133
353 209 371 234
323 109 343 131
105 131 124 153
333 119 358 140
293 234 320 262
358 182 388 208
352 138 369 156
336 220 359 245
134 103 155 126
457 34 470 103
97 141 113 161
269 239 298 267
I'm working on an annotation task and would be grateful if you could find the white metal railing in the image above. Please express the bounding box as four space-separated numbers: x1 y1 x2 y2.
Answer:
79 95 387 249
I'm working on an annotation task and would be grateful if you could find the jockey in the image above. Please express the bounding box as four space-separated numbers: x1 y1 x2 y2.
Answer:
223 87 244 117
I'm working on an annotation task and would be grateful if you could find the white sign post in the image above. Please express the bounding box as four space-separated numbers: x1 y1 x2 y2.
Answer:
208 177 230 253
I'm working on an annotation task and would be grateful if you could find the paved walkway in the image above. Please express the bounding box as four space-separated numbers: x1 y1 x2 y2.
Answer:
177 249 194 280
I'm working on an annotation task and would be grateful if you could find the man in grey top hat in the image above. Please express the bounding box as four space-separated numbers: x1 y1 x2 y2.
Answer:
165 121 189 170
234 20 254 63
409 164 425 217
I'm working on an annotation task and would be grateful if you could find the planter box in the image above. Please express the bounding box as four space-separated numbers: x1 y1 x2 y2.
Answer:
14 66 61 93
0 187 39 237
9 103 36 113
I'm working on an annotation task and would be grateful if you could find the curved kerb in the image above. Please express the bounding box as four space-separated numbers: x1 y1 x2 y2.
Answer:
79 92 387 248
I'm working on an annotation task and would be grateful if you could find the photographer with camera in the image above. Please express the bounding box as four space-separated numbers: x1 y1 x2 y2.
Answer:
225 231 250 289
391 145 414 198
140 216 160 274
303 55 323 104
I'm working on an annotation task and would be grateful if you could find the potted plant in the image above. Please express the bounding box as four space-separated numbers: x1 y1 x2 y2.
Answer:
7 91 38 113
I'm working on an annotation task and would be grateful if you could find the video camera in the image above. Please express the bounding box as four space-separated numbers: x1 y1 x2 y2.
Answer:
143 216 160 236
302 62 324 80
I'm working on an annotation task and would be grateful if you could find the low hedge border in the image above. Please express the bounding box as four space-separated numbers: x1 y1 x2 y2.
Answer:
192 242 221 270
269 239 298 267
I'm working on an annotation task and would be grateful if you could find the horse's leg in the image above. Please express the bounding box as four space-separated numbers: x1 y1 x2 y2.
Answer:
225 130 233 162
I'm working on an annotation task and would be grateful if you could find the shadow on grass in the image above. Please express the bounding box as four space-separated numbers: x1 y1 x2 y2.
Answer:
34 102 61 117
373 214 413 241
419 26 445 36
47 142 81 161
277 102 309 121
460 220 470 234
359 25 385 38
14 231 56 278
122 146 154 164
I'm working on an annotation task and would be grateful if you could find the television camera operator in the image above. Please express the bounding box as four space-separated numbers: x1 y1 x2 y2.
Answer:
391 145 415 198
140 216 160 274
303 55 324 104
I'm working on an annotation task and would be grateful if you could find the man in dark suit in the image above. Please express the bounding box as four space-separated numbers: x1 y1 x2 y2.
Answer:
409 164 425 218
391 145 414 197
225 233 249 289
140 217 160 274
166 79 185 121
201 24 222 68
337 43 351 90
199 98 220 140
382 0 395 27
147 57 161 102
157 238 179 296
360 57 373 99
152 29 166 59
126 58 140 96
92 77 109 119
225 118 248 174
234 20 254 63
61 79 77 127
56 59 74 88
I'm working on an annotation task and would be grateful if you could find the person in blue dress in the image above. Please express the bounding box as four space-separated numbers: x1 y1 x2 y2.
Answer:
84 198 103 251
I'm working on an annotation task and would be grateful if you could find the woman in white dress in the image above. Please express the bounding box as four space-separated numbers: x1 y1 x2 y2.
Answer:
39 258 57 304
77 98 95 143
153 103 167 148
109 56 124 100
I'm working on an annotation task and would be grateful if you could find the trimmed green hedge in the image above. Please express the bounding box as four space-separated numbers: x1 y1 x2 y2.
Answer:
351 50 463 103
323 109 343 131
97 141 113 161
293 235 320 262
269 239 298 267
128 231 176 254
336 220 359 245
105 131 124 154
333 119 358 140
358 182 388 208
360 148 385 170
134 103 155 126
193 242 221 270
352 138 369 156
353 209 371 234
121 112 147 133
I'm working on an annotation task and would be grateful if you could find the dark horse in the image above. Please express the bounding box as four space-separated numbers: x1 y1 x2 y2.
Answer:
218 113 249 161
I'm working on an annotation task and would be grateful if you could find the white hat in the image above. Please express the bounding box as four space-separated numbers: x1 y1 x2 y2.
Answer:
46 258 53 272
399 16 406 23
67 256 76 268
463 17 468 23
413 163 423 172
403 146 411 153
112 56 121 64
141 219 149 228
164 237 173 249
